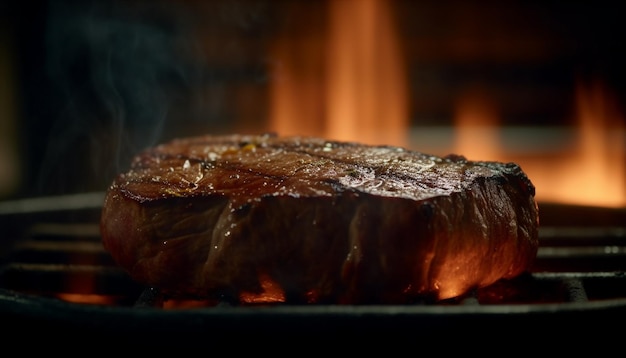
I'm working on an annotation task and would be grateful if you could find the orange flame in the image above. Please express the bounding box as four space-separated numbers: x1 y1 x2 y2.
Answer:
452 80 626 208
452 85 503 161
537 79 626 207
269 2 625 209
269 0 408 147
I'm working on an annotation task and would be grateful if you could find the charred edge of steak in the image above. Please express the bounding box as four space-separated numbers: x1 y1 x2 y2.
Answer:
120 134 536 204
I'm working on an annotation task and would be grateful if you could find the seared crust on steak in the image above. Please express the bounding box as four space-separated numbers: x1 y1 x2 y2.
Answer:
100 133 539 303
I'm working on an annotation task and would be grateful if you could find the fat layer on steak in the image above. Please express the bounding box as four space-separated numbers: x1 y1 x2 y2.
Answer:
100 133 539 303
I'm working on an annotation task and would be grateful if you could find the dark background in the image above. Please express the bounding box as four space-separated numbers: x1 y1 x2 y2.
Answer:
2 0 625 199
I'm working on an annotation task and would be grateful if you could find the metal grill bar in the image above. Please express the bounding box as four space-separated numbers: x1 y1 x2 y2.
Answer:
1 199 626 310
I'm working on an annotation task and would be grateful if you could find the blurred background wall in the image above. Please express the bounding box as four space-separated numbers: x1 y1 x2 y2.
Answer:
1 0 624 206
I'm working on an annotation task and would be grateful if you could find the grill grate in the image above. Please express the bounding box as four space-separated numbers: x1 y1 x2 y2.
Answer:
2 207 626 307
1 194 626 343
2 202 626 304
0 221 143 306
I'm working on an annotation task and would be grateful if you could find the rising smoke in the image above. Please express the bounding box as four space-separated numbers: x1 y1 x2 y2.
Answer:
38 1 199 194
32 0 272 196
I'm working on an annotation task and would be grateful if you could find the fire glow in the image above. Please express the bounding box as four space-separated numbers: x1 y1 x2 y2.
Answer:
452 80 626 208
269 0 408 147
269 0 626 209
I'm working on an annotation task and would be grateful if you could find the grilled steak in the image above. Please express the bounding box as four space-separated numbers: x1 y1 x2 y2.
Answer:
100 133 539 304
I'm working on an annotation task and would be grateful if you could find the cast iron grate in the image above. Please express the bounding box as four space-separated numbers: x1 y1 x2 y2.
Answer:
1 193 626 342
2 217 626 307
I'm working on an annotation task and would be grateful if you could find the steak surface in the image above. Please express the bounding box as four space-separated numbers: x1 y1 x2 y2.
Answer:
100 133 539 304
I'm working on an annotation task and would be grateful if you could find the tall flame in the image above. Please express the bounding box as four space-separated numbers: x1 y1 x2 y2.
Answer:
540 79 626 207
452 85 503 161
451 80 626 208
269 0 408 147
269 2 625 208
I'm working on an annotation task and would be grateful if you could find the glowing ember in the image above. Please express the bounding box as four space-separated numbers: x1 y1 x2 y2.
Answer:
239 273 286 304
55 293 119 306
163 299 216 309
